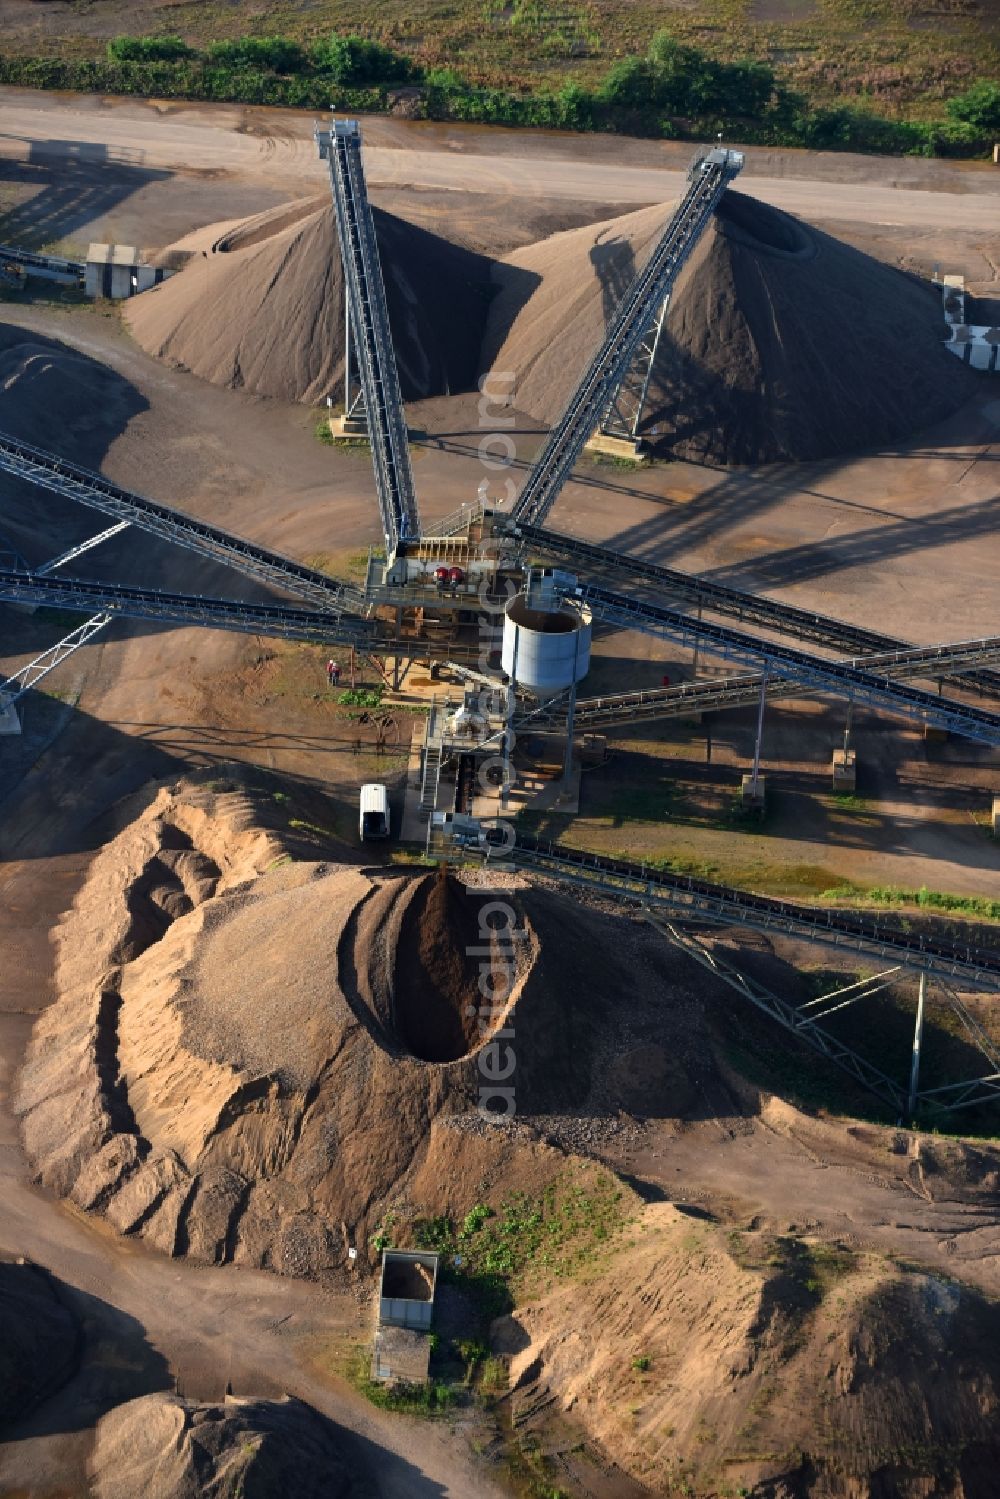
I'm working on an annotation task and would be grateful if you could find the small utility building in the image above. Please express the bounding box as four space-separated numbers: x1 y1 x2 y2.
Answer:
372 1250 439 1384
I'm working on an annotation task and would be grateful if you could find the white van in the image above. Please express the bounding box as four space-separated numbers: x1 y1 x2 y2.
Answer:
359 783 390 840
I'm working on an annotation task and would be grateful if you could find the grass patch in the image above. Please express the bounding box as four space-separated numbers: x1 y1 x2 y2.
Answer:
820 883 1000 924
343 1345 457 1415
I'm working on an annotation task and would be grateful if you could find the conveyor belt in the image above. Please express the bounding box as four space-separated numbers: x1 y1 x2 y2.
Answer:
573 580 1000 745
0 244 84 287
0 431 363 618
508 147 744 530
456 830 1000 990
520 670 950 735
0 568 482 664
319 119 420 554
517 521 1000 699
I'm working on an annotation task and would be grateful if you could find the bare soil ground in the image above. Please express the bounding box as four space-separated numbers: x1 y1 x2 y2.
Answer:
1 100 999 1498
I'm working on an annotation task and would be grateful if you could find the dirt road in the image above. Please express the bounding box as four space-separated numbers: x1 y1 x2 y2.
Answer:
3 87 999 233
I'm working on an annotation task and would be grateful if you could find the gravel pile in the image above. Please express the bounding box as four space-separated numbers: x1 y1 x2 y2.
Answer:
483 190 980 465
126 197 491 405
89 1393 353 1499
0 1259 78 1426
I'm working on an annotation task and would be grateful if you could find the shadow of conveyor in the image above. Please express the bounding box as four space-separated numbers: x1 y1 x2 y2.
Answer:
0 139 171 253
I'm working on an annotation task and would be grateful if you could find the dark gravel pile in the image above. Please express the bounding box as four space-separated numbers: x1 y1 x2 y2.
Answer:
645 190 981 464
128 198 491 406
0 1259 78 1426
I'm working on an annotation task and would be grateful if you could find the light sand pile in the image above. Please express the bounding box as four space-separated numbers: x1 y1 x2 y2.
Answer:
483 191 980 465
126 197 491 405
14 777 726 1277
499 1201 1000 1495
0 1259 78 1427
89 1393 353 1499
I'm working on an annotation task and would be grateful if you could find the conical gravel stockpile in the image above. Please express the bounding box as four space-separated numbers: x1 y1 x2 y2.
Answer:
482 190 981 465
127 196 491 406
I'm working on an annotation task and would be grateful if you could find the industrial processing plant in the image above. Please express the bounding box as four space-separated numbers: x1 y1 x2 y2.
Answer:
1 60 999 1499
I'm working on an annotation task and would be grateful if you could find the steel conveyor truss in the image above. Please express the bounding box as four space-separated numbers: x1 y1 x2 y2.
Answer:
318 118 420 556
508 146 744 529
569 578 1000 745
0 431 363 618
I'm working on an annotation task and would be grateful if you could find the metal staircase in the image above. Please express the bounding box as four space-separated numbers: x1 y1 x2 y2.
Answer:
509 147 744 529
318 119 420 556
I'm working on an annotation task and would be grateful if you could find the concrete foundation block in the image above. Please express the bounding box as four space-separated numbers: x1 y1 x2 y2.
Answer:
583 432 650 464
328 414 369 440
0 692 21 736
740 773 765 811
832 748 856 792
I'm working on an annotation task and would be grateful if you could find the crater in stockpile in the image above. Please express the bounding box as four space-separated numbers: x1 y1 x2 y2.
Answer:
395 870 508 1063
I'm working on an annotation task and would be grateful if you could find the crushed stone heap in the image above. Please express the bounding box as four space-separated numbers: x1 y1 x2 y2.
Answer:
126 196 490 405
14 777 722 1278
482 190 980 465
88 1393 353 1499
0 1259 78 1427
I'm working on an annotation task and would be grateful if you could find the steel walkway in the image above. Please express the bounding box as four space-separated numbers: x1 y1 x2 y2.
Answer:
445 829 1000 991
509 147 744 530
572 579 1000 745
318 119 420 555
0 431 363 619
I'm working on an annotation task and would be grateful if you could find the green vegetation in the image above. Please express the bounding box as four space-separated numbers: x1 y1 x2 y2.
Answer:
106 34 194 63
311 32 417 84
820 882 1000 924
0 20 994 157
403 1170 637 1325
338 686 384 708
344 1346 456 1414
947 80 1000 135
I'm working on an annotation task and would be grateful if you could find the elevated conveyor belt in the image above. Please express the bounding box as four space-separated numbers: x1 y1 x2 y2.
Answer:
318 119 420 554
508 147 744 530
0 569 374 645
0 244 85 287
0 431 363 618
440 829 1000 990
0 569 485 663
519 638 1000 735
515 520 1000 699
572 579 1000 745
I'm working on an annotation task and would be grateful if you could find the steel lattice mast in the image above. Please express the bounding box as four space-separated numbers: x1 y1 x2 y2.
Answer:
317 118 420 556
508 146 744 529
